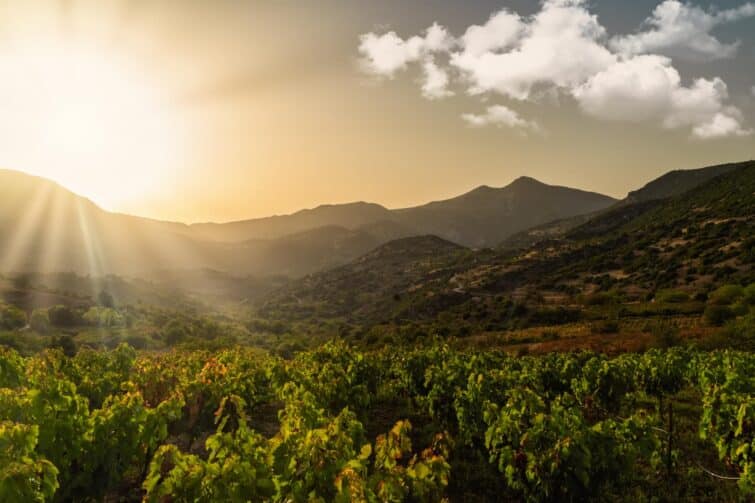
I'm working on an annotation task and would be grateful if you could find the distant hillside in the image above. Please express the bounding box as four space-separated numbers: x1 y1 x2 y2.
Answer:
624 161 748 204
255 162 754 329
256 236 467 324
499 161 751 250
0 169 618 282
0 171 399 280
183 176 618 248
188 202 394 242
393 177 616 247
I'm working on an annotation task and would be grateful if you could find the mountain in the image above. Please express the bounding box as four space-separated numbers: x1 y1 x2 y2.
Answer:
0 169 618 282
392 177 617 247
187 202 394 242
254 161 754 330
498 161 753 251
624 161 748 204
182 177 618 248
0 171 391 280
256 235 466 324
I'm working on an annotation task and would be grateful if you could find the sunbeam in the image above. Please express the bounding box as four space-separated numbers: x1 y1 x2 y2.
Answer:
0 181 54 274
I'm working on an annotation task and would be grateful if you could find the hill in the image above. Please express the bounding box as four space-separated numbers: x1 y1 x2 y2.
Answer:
254 162 754 333
187 202 394 242
393 177 616 247
625 161 748 204
498 161 751 250
187 177 618 248
0 171 394 280
0 169 618 282
256 235 467 324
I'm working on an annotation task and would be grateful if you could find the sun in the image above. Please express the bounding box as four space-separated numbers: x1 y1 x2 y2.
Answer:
0 31 186 211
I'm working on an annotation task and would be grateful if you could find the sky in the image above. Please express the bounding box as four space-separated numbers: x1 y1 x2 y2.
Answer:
0 0 753 223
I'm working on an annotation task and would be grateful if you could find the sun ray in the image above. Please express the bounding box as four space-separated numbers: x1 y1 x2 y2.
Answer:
0 181 54 274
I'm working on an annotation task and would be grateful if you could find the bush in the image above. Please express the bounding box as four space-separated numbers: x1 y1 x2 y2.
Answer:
124 335 148 350
48 335 77 357
0 304 27 330
743 283 755 306
591 320 620 334
83 307 125 328
709 285 744 306
703 311 755 350
655 289 690 304
161 320 190 345
48 305 81 328
30 309 51 334
704 305 735 326
582 292 619 306
651 322 681 348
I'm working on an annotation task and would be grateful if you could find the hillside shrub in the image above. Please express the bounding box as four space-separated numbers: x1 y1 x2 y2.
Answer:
704 305 735 326
0 305 27 330
655 289 690 303
30 309 51 334
48 305 81 328
709 285 744 306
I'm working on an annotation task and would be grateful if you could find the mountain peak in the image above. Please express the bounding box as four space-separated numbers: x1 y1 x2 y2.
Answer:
509 175 545 187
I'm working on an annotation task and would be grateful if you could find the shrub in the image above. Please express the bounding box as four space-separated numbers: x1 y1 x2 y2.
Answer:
48 305 81 328
651 322 681 348
125 335 148 350
743 283 755 306
655 289 690 304
591 320 619 334
48 335 77 357
30 309 51 334
0 304 27 330
704 305 735 326
709 285 744 306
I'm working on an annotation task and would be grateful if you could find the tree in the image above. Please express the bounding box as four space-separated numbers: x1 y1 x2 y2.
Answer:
98 290 115 309
0 304 27 330
709 285 744 306
48 305 80 328
704 305 734 327
48 335 77 357
30 309 51 334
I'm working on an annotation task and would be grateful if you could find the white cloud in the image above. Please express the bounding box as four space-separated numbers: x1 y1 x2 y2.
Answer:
358 0 753 139
610 1 755 61
420 58 453 99
458 9 524 58
451 0 615 100
461 105 541 133
692 112 752 139
573 55 750 138
358 23 455 77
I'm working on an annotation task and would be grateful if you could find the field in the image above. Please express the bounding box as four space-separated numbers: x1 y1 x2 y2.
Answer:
2 340 755 502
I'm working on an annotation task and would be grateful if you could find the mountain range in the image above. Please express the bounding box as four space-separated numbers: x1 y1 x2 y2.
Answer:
0 169 617 279
256 161 754 331
0 161 749 286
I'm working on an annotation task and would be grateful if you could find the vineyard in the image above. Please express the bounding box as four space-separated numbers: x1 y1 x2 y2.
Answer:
1 341 754 502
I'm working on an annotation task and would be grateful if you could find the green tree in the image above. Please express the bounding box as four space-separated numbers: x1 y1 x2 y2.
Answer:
0 304 27 330
30 309 51 334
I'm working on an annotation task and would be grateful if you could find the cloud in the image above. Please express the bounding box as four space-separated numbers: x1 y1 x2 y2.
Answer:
358 0 752 139
573 55 750 138
451 0 615 100
692 112 752 139
420 58 453 99
461 105 541 133
610 1 755 61
457 9 524 58
358 23 455 77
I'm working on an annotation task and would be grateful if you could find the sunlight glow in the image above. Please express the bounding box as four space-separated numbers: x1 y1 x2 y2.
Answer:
0 32 186 210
